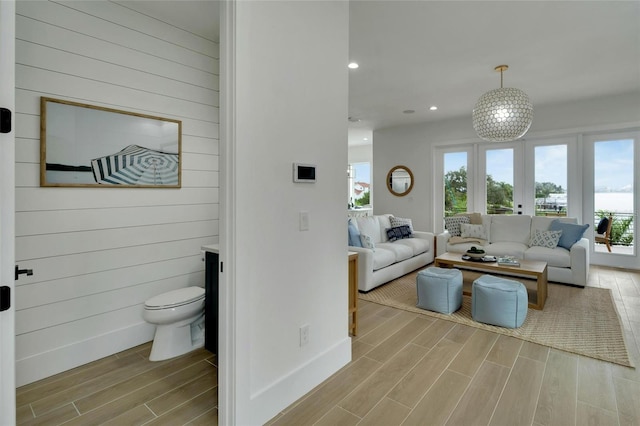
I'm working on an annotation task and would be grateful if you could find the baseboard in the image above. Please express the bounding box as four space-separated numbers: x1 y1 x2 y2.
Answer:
16 322 155 387
239 336 352 425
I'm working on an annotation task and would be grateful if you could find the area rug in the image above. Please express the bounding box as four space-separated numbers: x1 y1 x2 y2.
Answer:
359 270 634 368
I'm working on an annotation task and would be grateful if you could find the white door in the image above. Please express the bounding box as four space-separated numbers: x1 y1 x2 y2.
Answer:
0 0 16 424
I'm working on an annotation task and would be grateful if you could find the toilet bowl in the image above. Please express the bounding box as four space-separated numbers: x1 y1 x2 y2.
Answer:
143 286 206 361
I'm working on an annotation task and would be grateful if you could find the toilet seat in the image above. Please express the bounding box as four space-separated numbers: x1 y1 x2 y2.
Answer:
145 286 205 310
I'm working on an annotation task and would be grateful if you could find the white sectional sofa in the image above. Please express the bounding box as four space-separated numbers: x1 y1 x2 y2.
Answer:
436 214 589 287
348 214 435 292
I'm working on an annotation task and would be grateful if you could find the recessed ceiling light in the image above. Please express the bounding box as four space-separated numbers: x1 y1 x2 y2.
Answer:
348 116 361 122
403 109 415 114
430 106 438 111
363 137 369 141
348 62 359 69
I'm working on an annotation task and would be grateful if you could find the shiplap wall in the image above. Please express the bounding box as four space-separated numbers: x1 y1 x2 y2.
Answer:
14 0 219 386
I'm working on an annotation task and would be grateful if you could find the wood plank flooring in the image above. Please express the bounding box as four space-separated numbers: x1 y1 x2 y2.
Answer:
16 265 640 425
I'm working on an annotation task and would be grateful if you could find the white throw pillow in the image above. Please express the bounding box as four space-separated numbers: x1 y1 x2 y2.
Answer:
460 223 488 240
529 229 562 248
360 234 375 251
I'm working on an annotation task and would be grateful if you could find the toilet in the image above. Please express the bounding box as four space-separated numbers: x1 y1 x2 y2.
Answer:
143 286 206 361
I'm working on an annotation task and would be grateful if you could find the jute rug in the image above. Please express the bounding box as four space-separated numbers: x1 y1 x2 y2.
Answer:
359 270 634 368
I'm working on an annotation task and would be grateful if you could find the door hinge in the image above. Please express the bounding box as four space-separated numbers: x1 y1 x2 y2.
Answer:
0 286 10 311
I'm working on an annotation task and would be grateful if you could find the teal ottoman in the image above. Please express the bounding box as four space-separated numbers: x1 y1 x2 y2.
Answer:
416 267 463 314
472 275 528 328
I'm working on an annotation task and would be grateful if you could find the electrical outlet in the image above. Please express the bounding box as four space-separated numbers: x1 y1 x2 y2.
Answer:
300 324 310 347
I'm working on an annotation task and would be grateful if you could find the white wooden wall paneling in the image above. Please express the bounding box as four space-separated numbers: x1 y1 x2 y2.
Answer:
14 237 214 285
57 0 219 57
16 66 219 122
15 15 219 90
16 305 151 359
16 271 205 335
16 1 217 72
16 187 219 211
16 204 218 235
182 152 219 171
16 255 204 310
183 135 220 155
16 41 218 106
16 220 216 259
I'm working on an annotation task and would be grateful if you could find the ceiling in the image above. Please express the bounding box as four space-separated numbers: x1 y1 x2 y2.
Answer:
117 1 640 146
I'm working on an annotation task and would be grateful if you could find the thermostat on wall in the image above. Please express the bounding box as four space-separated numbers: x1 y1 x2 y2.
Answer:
293 163 316 183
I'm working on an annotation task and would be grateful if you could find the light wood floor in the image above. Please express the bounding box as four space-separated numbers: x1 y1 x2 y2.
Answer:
17 265 640 426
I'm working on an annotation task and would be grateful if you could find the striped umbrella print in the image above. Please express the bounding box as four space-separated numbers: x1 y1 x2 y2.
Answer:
91 144 179 185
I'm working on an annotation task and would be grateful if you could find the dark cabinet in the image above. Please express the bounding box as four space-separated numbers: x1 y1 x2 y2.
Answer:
204 251 219 353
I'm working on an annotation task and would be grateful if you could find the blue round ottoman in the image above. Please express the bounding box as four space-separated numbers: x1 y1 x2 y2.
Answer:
472 275 528 328
416 267 463 314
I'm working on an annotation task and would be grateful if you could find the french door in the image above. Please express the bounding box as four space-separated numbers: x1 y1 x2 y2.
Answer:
436 137 573 229
583 131 639 268
0 1 16 423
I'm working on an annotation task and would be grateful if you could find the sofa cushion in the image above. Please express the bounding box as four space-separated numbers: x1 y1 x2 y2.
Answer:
390 216 414 233
550 220 589 249
524 246 571 268
482 242 527 259
531 216 577 238
371 247 396 271
529 229 562 248
394 237 430 256
490 215 532 245
377 242 414 263
378 215 393 242
356 216 382 243
444 216 470 237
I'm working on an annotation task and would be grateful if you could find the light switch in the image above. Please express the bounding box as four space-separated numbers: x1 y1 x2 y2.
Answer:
299 211 309 231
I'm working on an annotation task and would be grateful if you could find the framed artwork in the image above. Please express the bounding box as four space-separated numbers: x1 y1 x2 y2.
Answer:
40 97 182 188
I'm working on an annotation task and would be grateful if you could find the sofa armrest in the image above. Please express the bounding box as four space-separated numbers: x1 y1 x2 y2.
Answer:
348 246 374 292
569 237 589 286
436 231 451 256
412 231 434 241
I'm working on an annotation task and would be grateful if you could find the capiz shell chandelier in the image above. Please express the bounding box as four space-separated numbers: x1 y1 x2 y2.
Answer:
472 65 533 142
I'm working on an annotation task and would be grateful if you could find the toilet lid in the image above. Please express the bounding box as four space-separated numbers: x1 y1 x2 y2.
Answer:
145 286 205 309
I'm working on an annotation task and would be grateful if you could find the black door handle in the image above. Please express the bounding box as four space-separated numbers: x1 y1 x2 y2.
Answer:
0 286 9 311
15 265 33 280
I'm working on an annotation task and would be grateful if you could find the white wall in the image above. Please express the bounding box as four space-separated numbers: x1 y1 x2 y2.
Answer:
373 92 640 232
223 2 350 424
14 1 219 386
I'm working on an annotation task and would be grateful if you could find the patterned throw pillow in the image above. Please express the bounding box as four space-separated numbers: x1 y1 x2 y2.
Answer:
460 223 488 240
529 229 562 248
360 234 375 251
386 225 413 242
390 216 414 234
386 227 402 242
444 216 470 237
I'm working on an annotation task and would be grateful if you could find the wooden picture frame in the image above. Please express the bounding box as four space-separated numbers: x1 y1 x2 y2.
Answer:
40 97 182 188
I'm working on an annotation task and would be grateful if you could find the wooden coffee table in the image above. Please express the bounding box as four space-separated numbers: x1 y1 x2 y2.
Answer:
434 252 548 310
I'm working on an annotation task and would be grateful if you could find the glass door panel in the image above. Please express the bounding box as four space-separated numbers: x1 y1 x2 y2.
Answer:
534 145 567 217
444 151 468 216
485 148 514 214
593 139 635 255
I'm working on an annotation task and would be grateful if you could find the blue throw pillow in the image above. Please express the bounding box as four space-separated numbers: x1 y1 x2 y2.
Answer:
348 220 362 247
550 220 589 249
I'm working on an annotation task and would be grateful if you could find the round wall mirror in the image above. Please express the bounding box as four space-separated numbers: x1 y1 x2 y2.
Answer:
386 165 414 197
